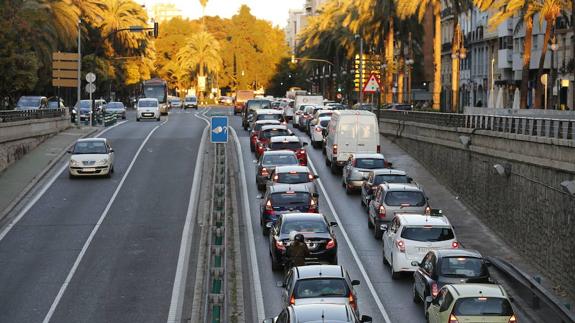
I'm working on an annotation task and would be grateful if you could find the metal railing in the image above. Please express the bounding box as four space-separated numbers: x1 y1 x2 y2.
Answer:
379 110 575 141
0 108 67 123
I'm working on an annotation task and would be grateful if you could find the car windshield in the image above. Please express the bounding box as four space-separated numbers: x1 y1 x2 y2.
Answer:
185 97 197 102
248 101 271 109
384 191 426 206
319 120 330 127
281 218 328 234
262 154 299 166
318 112 332 118
48 101 61 109
17 97 40 108
106 103 124 109
144 86 165 102
271 192 310 206
139 100 158 108
269 141 301 150
374 174 410 185
276 172 310 184
355 158 385 169
439 257 488 278
400 226 454 242
260 129 290 139
78 100 91 110
453 297 514 316
72 141 108 154
293 278 349 298
257 114 282 121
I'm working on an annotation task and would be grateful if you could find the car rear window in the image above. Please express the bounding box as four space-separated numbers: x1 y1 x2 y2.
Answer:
293 278 349 298
257 114 283 121
260 129 291 139
269 142 301 150
107 103 124 109
319 119 330 127
281 218 328 234
248 101 271 110
439 257 488 278
271 192 309 205
355 158 385 169
453 297 514 316
318 112 333 118
374 174 409 185
254 122 280 131
262 154 299 165
400 226 454 242
276 172 310 184
384 191 426 206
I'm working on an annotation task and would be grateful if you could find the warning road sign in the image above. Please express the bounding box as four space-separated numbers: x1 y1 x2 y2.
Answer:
362 73 382 93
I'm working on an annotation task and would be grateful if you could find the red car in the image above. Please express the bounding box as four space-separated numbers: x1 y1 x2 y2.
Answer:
255 125 292 158
267 136 309 166
250 120 281 152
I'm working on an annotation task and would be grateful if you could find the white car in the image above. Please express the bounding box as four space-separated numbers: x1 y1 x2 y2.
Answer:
137 98 160 121
311 116 331 148
381 213 459 279
68 138 114 178
292 104 311 129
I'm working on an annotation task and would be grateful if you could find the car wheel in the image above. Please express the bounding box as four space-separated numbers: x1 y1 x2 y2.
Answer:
360 198 365 207
373 222 383 239
136 118 140 122
250 143 255 152
271 254 282 271
345 183 353 195
412 284 422 304
257 183 265 191
391 256 401 280
325 157 331 166
382 248 389 265
68 172 75 179
330 255 338 265
157 117 161 121
367 215 374 228
330 160 338 174
110 165 114 173
122 115 126 120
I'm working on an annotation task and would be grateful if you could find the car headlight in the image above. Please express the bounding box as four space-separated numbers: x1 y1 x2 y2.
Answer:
97 158 109 165
70 159 80 167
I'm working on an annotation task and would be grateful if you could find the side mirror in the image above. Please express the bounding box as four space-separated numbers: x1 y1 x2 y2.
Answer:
312 193 319 198
276 281 285 288
411 261 420 267
262 319 274 323
313 175 319 179
380 224 388 232
253 160 258 164
407 177 413 183
256 194 263 199
351 279 360 286
386 162 393 168
425 296 433 304
247 127 252 131
109 148 114 152
266 222 273 229
360 315 372 323
485 260 492 267
302 142 308 146
329 221 338 227
67 150 72 154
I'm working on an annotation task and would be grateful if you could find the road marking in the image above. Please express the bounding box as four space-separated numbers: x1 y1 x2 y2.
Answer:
194 107 211 124
42 122 164 323
167 126 209 323
307 158 393 323
0 121 127 243
230 127 266 321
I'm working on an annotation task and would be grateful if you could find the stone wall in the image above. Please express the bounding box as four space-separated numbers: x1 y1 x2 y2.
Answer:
0 117 70 172
380 119 575 298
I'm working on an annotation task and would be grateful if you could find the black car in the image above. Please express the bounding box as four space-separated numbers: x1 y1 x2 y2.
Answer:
360 169 412 209
242 99 272 129
263 304 372 323
411 249 492 310
259 184 318 235
269 213 338 271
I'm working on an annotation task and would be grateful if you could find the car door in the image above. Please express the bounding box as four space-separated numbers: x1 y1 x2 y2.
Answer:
383 217 399 261
343 157 353 180
368 187 381 221
427 288 447 323
106 141 114 165
281 269 294 305
414 252 433 300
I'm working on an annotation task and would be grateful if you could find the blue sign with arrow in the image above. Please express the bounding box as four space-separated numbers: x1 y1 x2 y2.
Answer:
210 116 228 143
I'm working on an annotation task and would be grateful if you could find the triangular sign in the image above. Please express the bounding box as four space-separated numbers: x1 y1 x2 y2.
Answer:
362 73 382 93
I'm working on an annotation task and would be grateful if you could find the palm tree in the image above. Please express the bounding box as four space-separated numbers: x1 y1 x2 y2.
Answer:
98 0 149 56
397 0 443 110
176 31 223 100
449 0 473 112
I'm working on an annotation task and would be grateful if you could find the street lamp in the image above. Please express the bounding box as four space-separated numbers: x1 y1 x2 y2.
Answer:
405 59 415 104
550 36 559 110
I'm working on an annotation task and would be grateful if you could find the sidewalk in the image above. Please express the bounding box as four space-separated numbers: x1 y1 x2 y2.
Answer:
379 134 574 321
0 126 98 221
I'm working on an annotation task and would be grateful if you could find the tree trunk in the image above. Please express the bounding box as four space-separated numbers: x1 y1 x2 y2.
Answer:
451 18 461 113
385 19 394 104
534 20 552 109
432 1 442 111
520 16 533 109
572 0 575 110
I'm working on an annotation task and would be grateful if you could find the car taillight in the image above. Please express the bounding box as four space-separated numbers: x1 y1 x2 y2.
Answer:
261 168 269 176
377 145 381 153
326 239 336 249
431 282 439 297
508 315 517 323
378 205 386 219
395 239 405 252
275 240 285 251
314 126 322 132
289 294 295 305
332 144 337 155
425 206 431 215
348 292 357 310
298 149 305 155
308 174 314 181
449 314 459 323
451 241 459 249
265 200 273 211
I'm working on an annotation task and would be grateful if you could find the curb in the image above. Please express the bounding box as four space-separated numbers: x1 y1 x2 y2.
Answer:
0 127 100 223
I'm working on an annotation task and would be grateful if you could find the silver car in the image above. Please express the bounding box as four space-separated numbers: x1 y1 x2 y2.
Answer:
342 153 389 194
266 165 319 197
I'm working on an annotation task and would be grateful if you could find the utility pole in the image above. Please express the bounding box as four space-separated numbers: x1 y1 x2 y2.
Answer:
76 19 81 126
359 33 364 104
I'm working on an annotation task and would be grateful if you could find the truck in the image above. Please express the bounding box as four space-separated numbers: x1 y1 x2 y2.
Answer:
233 90 255 115
285 94 323 121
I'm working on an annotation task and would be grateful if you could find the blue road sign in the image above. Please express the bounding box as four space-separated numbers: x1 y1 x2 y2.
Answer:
210 116 228 143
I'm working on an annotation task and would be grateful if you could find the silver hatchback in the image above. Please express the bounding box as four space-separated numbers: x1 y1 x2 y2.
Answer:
342 153 389 194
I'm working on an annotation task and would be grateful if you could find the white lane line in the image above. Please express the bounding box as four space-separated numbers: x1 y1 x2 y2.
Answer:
42 122 165 323
230 127 266 321
307 159 393 323
167 126 209 323
0 121 127 243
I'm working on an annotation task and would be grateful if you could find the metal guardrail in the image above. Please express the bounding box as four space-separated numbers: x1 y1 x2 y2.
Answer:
0 108 66 123
487 256 575 323
379 110 575 141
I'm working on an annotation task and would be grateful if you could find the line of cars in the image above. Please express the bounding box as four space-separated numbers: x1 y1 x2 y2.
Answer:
242 98 518 323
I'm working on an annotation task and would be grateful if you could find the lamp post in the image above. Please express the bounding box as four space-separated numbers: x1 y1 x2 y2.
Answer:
405 58 414 104
550 36 558 110
355 33 364 104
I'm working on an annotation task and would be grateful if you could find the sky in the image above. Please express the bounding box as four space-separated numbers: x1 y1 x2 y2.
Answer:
144 0 306 27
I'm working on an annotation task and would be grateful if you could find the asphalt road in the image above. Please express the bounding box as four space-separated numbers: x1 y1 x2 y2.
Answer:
0 109 205 323
225 107 425 323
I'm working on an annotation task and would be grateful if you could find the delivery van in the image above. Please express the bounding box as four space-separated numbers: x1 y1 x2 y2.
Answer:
325 110 380 173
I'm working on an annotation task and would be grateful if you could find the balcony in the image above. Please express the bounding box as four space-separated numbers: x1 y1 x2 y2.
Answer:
498 49 513 69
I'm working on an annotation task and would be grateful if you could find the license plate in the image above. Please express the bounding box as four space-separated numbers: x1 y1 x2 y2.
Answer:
417 247 433 253
83 168 96 172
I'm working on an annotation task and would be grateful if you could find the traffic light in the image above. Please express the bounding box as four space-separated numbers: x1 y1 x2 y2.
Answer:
291 55 297 64
153 22 159 38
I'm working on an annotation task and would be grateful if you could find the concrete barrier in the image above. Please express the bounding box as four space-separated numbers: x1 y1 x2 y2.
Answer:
0 116 70 172
464 107 575 120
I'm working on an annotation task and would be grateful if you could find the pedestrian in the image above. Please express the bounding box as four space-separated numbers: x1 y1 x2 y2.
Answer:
287 233 309 267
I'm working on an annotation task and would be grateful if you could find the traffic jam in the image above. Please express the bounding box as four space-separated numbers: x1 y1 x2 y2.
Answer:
237 97 518 323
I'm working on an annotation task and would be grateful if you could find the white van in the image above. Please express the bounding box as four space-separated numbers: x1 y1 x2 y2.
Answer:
325 110 380 173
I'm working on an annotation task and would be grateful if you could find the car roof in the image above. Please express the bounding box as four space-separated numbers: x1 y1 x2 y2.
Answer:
333 110 375 116
352 153 385 159
396 213 451 227
316 109 334 114
433 249 483 259
281 213 325 222
291 304 355 322
20 96 45 99
269 183 312 193
275 165 311 173
139 98 158 101
379 183 422 192
77 137 107 143
256 109 282 114
255 120 280 125
318 116 332 121
293 265 346 279
370 169 407 176
446 284 508 298
261 125 288 131
270 136 299 143
262 150 297 156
